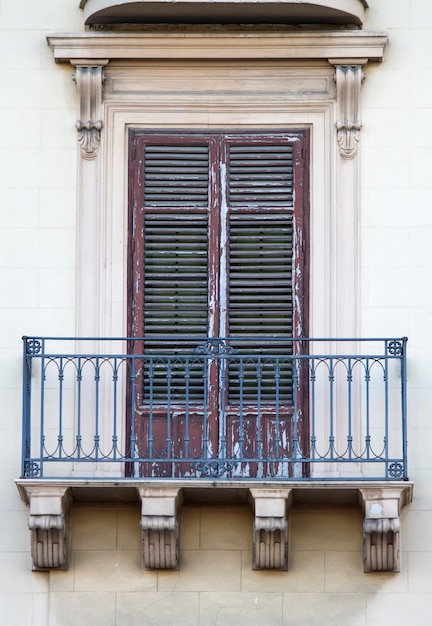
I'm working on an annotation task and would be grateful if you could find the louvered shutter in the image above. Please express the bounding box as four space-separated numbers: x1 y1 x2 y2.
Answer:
228 215 293 337
226 142 295 402
227 142 294 339
143 143 209 344
142 144 210 400
143 214 208 339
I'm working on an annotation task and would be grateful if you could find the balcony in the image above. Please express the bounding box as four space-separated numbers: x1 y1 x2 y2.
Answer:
17 336 412 572
20 336 408 481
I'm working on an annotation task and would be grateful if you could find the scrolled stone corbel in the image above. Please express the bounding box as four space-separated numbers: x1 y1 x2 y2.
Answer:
250 488 292 570
254 516 288 570
363 517 400 572
138 487 183 570
359 486 412 573
332 64 365 159
27 487 71 570
72 63 107 160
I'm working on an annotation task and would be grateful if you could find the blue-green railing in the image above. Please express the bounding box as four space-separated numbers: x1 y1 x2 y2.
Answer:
21 336 408 480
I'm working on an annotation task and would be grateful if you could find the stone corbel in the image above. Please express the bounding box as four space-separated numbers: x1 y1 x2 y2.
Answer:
359 486 412 572
26 486 71 570
331 61 366 159
137 487 183 570
72 62 107 160
250 488 293 570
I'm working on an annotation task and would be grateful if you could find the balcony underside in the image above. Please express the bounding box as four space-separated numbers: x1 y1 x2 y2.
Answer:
80 0 368 26
16 477 413 506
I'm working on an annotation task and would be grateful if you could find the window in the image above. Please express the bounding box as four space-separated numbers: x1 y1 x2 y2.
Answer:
128 130 309 477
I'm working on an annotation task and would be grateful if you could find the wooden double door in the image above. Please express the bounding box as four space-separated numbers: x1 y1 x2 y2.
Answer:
127 130 310 477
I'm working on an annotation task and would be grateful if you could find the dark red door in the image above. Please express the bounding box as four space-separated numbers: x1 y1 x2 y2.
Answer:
127 131 309 477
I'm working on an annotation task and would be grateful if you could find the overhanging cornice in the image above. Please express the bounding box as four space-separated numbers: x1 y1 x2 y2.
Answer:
47 30 388 64
79 0 369 26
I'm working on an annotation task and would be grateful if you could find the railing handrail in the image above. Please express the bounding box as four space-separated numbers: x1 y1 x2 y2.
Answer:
23 336 408 357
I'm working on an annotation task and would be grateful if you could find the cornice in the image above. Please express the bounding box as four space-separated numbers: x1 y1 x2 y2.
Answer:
78 0 368 27
47 30 388 64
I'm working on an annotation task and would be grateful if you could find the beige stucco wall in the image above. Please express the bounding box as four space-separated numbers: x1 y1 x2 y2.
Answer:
1 0 432 624
48 505 372 625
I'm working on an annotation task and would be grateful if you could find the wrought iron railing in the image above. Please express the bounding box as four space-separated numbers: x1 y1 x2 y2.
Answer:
21 336 408 481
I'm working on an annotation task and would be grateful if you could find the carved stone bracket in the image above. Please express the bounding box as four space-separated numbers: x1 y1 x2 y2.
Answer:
250 488 293 570
26 486 71 570
332 63 365 159
72 62 107 160
137 487 183 570
359 486 412 572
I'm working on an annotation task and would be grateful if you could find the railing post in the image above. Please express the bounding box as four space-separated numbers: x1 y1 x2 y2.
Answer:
21 337 44 478
21 337 32 478
129 355 138 475
401 337 408 479
292 356 301 478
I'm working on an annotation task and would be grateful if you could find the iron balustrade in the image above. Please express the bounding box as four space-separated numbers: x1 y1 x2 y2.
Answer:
21 337 408 481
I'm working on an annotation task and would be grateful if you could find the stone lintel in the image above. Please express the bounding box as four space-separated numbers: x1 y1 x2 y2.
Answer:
250 488 293 570
137 486 183 570
359 486 412 573
47 31 388 64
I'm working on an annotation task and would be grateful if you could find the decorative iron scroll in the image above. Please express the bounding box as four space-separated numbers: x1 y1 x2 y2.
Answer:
194 340 238 356
25 338 41 355
387 340 403 356
24 461 40 478
194 460 238 478
388 462 404 479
